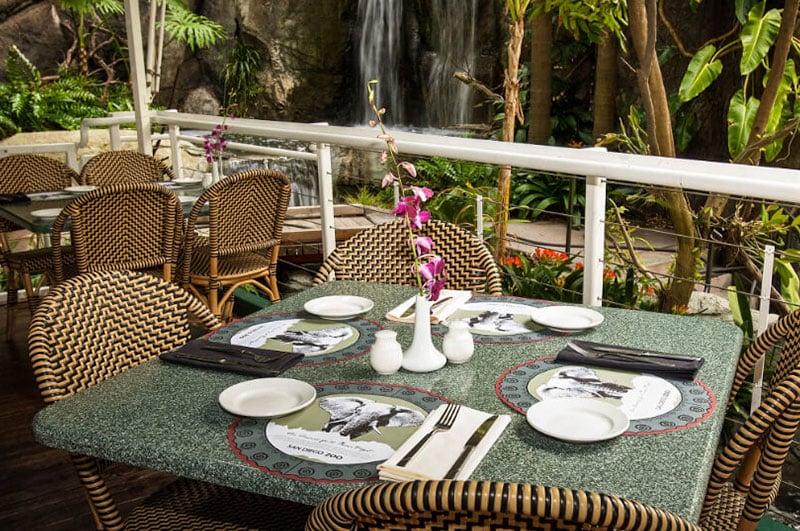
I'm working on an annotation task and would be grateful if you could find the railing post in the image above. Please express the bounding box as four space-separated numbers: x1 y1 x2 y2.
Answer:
582 174 606 307
167 122 184 180
316 142 336 258
750 244 776 413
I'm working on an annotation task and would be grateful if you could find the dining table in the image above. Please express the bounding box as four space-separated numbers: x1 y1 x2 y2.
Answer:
0 180 205 234
31 280 743 522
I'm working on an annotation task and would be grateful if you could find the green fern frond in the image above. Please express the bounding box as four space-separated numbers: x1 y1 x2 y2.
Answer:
58 0 123 16
6 45 40 85
163 1 226 51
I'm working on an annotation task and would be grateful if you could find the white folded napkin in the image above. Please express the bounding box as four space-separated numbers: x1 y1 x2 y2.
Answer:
377 404 510 481
385 289 473 324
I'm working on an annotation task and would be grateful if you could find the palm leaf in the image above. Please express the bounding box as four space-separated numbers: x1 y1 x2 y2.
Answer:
727 89 759 157
679 45 723 102
163 2 226 51
740 4 782 75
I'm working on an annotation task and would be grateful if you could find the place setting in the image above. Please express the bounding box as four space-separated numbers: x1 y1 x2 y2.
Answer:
228 381 450 483
205 306 383 367
496 343 715 436
429 295 578 343
160 337 305 377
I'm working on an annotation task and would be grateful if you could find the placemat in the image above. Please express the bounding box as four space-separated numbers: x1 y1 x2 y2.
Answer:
208 312 382 367
431 295 560 343
496 357 716 435
228 381 449 483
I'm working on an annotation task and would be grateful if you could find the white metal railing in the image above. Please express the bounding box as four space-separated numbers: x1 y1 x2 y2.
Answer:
17 109 800 307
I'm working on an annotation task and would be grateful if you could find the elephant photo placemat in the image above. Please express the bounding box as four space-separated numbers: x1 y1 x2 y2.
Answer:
495 357 716 435
207 312 382 367
228 381 449 483
431 296 560 343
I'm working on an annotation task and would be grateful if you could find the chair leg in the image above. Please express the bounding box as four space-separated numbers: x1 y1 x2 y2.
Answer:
70 453 125 531
5 269 17 341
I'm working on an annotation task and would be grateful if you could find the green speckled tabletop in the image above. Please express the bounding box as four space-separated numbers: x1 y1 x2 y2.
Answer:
32 281 743 521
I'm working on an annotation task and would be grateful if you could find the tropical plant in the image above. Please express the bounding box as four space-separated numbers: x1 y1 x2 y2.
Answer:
223 32 264 116
0 46 114 138
510 170 585 220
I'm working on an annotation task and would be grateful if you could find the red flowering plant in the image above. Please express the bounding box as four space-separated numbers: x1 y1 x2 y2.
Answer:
501 247 659 309
367 80 446 300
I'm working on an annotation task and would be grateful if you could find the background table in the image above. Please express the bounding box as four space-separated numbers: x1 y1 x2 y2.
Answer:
32 281 743 520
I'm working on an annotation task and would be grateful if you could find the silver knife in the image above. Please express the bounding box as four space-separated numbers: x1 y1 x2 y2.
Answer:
571 341 699 362
445 415 498 479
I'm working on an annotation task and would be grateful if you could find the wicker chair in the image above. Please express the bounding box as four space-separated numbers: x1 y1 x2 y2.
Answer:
0 154 79 339
305 480 701 531
28 270 313 530
700 309 800 531
50 182 183 284
79 150 174 185
312 219 503 295
179 169 291 321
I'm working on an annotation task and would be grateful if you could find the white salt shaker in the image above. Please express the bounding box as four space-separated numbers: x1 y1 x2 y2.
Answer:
369 330 403 375
442 320 474 364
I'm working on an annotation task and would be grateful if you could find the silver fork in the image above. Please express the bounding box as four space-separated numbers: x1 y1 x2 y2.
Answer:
396 402 461 467
567 341 675 367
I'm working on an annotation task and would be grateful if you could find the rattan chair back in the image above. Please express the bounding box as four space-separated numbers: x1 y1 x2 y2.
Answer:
0 154 79 338
306 480 702 531
180 169 291 320
79 150 174 185
50 182 183 284
0 154 78 232
26 270 315 530
312 219 503 295
700 309 800 531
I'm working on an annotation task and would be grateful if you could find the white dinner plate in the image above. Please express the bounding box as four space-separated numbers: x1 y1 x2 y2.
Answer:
31 208 62 218
530 306 604 331
64 185 97 193
526 398 629 442
177 195 196 204
218 377 316 418
303 295 374 320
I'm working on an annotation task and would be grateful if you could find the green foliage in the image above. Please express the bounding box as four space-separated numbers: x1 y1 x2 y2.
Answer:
414 157 497 189
739 3 781 75
678 45 723 102
727 89 759 158
223 33 264 115
58 0 123 16
163 0 226 51
533 0 628 50
0 46 117 137
341 186 393 209
510 171 585 220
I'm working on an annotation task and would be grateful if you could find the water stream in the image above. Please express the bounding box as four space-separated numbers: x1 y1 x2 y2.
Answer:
356 0 479 128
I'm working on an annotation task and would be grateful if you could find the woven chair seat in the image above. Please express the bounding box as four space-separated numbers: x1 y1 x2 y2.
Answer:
312 219 503 295
180 169 291 321
0 154 80 339
188 246 273 280
79 150 174 186
28 270 311 530
125 477 312 531
306 480 701 531
700 308 800 530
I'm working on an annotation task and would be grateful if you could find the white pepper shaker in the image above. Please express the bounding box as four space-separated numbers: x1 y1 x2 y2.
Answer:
369 330 403 375
442 320 474 364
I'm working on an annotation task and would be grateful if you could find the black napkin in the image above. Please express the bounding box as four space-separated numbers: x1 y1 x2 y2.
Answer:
160 339 304 377
0 193 30 204
556 339 704 380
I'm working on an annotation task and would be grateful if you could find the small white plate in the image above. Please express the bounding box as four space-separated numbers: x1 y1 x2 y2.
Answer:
171 177 202 185
531 306 604 331
526 398 629 442
64 185 97 194
177 195 196 204
218 377 316 418
31 208 62 218
304 295 374 320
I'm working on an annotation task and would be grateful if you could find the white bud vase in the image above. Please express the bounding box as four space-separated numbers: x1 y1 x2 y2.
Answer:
401 294 447 372
211 160 221 185
369 330 403 375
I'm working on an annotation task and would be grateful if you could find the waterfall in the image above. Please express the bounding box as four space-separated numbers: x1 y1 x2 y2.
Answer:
357 0 403 125
426 0 478 128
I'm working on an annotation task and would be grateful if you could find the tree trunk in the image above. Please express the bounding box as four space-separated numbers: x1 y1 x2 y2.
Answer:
592 30 617 143
629 0 698 311
527 2 552 145
495 11 526 261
